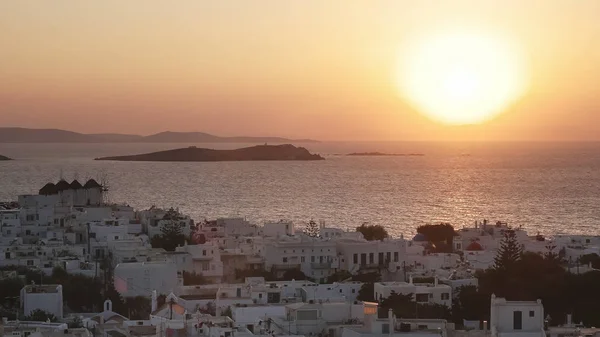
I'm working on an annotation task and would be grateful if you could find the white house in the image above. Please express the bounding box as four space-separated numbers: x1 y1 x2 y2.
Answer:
341 303 451 337
175 242 224 282
263 237 338 282
490 294 544 337
114 261 182 297
299 282 363 303
21 284 64 319
270 301 366 336
262 220 295 237
216 218 257 236
336 238 407 275
374 277 452 308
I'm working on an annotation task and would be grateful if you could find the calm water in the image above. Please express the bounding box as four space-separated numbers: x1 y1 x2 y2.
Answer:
1 142 600 237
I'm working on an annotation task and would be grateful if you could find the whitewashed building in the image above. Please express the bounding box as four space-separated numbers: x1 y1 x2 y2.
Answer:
336 238 407 275
374 277 452 308
263 236 339 282
114 261 182 297
490 294 544 337
20 284 64 319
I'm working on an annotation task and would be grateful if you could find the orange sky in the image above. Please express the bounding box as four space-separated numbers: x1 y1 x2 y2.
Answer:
1 1 599 141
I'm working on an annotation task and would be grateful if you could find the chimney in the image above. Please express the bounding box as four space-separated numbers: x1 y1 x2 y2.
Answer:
151 290 158 313
567 314 572 326
409 275 413 285
388 309 394 337
434 277 438 287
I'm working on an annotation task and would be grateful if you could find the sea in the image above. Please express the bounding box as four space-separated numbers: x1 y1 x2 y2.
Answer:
1 141 600 238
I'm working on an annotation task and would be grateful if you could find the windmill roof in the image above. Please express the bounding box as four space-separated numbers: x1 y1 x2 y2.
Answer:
70 180 83 189
39 183 58 195
84 179 102 188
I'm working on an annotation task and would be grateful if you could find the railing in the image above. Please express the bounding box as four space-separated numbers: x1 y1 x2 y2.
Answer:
273 263 301 270
359 262 390 270
311 262 332 269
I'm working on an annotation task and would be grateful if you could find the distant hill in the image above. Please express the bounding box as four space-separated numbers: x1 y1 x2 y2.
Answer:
0 128 318 143
89 133 145 142
95 144 324 162
0 128 101 143
0 155 11 161
347 152 425 156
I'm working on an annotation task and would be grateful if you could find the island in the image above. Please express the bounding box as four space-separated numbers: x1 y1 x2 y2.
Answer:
0 155 11 161
347 152 424 157
95 144 324 162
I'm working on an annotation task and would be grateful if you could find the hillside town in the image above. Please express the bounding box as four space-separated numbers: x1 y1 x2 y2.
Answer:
2 180 600 337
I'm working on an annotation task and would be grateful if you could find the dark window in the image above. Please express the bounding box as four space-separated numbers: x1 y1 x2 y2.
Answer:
415 293 429 302
382 324 390 334
311 256 315 263
386 252 391 262
378 252 384 265
259 293 263 299
369 253 374 264
360 253 367 265
267 292 280 303
529 310 535 317
353 254 358 264
283 257 288 263
5 252 10 259
394 252 399 262
513 311 522 330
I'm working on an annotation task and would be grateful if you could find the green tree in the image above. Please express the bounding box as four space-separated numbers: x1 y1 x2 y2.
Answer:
326 270 352 283
222 306 232 319
493 229 523 271
452 285 490 323
150 218 186 252
352 272 381 283
125 296 152 320
304 220 320 238
234 268 276 282
24 309 57 322
357 282 375 302
0 278 24 309
356 224 389 241
281 269 309 281
416 223 456 252
579 253 600 268
183 271 209 285
379 291 451 319
68 316 83 328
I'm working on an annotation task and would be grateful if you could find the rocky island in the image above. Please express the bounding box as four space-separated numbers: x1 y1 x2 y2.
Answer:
0 155 12 160
347 152 424 157
95 144 324 162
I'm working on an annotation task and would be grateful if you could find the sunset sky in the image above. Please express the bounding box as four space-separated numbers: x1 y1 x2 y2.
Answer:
1 1 599 141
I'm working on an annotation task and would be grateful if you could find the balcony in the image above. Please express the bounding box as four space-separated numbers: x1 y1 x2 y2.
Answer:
359 262 390 270
273 263 301 270
311 262 332 269
192 255 212 261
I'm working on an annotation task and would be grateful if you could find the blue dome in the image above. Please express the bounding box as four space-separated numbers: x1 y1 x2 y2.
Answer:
413 233 427 242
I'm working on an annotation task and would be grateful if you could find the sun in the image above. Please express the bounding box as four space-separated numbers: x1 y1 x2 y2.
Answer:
397 31 529 125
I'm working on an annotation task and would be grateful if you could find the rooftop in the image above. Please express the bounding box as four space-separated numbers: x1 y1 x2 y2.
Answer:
23 284 61 293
